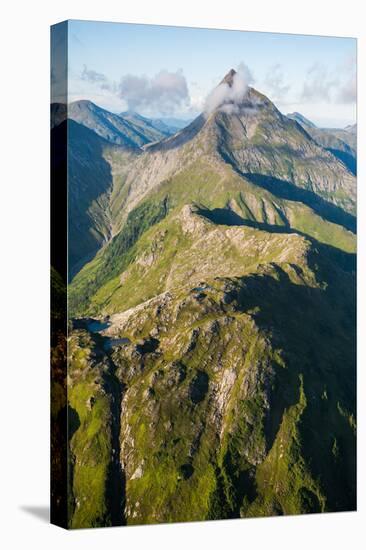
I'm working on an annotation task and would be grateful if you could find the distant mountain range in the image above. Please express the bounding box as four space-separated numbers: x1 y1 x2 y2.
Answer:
51 101 193 275
286 112 357 175
52 70 356 527
51 100 191 149
120 111 192 135
286 111 318 129
344 123 357 134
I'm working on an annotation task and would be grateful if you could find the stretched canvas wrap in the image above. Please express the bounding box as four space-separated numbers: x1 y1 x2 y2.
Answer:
51 20 357 529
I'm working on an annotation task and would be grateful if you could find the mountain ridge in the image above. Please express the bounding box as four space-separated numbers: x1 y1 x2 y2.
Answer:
286 112 357 175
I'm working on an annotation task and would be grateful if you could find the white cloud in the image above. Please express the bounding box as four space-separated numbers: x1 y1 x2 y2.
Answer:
300 58 356 107
118 70 189 115
301 63 339 102
79 65 119 95
336 55 356 104
264 64 290 101
337 75 356 103
81 64 108 84
204 63 254 115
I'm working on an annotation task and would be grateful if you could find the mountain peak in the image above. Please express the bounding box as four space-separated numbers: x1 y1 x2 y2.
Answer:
220 68 237 86
286 112 317 129
71 99 97 108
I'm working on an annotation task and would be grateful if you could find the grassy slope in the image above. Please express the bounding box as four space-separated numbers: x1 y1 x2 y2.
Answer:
66 121 113 275
81 209 313 316
66 121 356 526
67 331 113 528
67 330 125 528
102 251 355 523
69 158 355 317
51 267 68 526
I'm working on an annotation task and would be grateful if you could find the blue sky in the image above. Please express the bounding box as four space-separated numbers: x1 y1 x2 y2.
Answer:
64 20 356 128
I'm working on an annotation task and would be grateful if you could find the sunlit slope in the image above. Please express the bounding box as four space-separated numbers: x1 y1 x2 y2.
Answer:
69 158 355 317
67 242 355 524
66 74 356 527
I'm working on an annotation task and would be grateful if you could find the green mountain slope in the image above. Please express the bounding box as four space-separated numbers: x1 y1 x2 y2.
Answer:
69 155 355 316
68 239 355 525
65 71 356 528
100 87 355 232
113 246 355 522
209 88 356 214
64 85 356 282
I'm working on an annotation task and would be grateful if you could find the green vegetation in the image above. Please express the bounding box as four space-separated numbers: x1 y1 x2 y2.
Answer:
69 197 169 314
86 253 354 524
51 266 68 527
67 331 123 528
65 83 356 527
69 158 355 317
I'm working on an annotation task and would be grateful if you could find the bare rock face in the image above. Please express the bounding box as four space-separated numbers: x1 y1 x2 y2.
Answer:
180 204 207 235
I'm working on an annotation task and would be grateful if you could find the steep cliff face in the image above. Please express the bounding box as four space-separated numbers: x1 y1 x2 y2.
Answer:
65 73 356 527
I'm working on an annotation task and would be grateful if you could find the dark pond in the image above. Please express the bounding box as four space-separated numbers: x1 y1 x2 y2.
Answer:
104 337 131 350
87 319 111 333
84 319 131 350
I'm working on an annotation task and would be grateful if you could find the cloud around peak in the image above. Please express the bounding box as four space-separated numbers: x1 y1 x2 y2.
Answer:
204 63 254 115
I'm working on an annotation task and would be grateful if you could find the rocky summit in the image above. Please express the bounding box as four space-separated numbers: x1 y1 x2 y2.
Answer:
53 70 356 527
